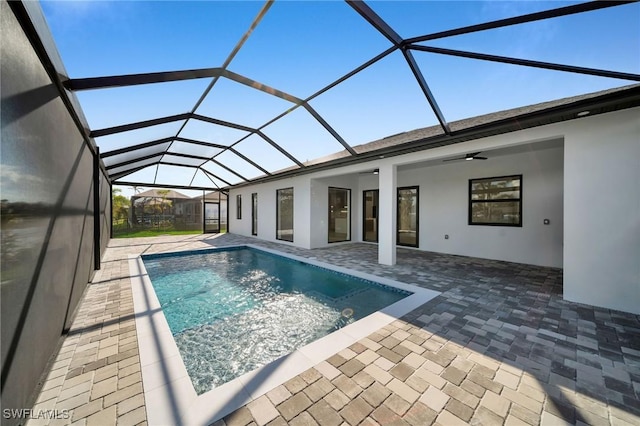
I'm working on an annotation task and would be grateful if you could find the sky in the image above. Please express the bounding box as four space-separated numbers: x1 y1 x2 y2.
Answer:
39 0 640 197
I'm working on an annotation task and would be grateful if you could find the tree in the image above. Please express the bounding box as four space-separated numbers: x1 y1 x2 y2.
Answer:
156 190 172 229
112 188 129 225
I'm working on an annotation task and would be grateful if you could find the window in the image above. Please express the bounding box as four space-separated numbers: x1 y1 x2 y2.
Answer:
328 187 351 243
251 193 258 236
236 194 242 220
397 186 419 247
276 188 293 242
469 175 522 226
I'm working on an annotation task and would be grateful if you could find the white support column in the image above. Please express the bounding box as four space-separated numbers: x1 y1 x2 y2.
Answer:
378 163 397 265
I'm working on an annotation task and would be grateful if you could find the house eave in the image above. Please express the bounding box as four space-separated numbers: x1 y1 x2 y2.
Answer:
228 84 640 190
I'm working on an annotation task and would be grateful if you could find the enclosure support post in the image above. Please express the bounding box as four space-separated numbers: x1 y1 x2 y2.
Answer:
226 192 229 234
93 147 101 270
109 182 113 239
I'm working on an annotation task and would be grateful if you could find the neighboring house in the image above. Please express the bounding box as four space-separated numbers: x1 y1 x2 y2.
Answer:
130 188 189 227
180 191 229 233
129 189 227 232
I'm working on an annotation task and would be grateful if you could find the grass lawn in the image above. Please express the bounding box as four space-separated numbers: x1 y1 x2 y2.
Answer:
113 227 227 239
113 229 202 238
112 217 228 238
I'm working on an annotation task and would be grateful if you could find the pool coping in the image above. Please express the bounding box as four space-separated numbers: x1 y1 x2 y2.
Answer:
129 244 441 426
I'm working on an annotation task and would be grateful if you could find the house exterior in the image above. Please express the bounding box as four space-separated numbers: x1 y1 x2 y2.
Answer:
228 94 640 316
2 0 638 419
130 188 190 226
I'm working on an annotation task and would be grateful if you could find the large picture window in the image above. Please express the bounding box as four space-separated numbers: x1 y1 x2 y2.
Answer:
397 186 419 247
276 188 294 242
328 187 351 243
469 175 522 226
236 194 242 220
251 193 258 236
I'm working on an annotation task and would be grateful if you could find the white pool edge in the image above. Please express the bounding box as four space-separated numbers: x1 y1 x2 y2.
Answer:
129 244 441 426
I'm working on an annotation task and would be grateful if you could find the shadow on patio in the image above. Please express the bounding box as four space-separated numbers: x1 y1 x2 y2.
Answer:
33 234 638 425
199 235 640 425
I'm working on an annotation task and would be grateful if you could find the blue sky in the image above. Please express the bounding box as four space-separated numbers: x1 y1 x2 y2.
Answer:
39 0 640 195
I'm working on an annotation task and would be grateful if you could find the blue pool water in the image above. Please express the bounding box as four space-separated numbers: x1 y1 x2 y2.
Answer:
142 247 410 394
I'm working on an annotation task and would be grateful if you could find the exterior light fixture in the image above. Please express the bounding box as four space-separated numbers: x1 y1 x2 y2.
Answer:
373 169 379 175
465 157 473 161
577 110 590 117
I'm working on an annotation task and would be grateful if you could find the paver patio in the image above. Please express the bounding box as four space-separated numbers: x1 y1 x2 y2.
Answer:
27 234 640 426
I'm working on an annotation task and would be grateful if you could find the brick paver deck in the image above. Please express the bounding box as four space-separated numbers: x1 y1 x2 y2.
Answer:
27 234 640 426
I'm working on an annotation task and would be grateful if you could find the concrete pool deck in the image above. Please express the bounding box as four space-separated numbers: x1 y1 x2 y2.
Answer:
27 233 640 426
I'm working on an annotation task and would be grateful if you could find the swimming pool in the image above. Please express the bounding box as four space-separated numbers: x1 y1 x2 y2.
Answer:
130 244 440 425
142 247 410 394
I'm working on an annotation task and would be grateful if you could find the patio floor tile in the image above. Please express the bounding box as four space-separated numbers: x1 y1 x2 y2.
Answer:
27 234 640 426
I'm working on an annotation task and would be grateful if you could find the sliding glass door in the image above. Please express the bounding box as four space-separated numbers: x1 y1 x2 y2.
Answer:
363 190 378 242
397 186 419 247
276 188 293 242
328 187 350 243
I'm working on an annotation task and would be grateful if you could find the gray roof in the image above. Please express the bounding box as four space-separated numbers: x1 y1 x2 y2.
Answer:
189 192 225 202
131 189 190 200
295 83 640 171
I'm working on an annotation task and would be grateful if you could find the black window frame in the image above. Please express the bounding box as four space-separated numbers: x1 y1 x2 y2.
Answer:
236 194 242 220
468 174 523 227
397 186 419 248
276 187 294 242
328 187 351 244
251 192 258 236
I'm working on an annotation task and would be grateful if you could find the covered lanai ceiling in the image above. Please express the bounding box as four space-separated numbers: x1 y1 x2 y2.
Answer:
39 0 640 191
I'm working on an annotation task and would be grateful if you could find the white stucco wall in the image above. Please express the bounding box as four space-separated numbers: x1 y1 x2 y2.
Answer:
563 108 640 314
229 175 312 249
229 107 639 314
358 144 564 267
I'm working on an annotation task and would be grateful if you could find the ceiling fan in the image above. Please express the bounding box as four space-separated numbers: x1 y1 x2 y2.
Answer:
358 168 379 175
443 152 488 162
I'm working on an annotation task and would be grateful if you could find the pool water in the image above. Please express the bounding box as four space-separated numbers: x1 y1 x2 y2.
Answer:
142 247 409 394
